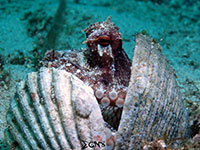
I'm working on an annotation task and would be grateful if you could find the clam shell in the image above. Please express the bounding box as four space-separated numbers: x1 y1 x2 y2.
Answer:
4 34 189 150
115 34 189 149
5 67 106 150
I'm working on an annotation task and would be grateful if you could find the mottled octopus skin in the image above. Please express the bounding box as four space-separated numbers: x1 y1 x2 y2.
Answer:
42 17 131 130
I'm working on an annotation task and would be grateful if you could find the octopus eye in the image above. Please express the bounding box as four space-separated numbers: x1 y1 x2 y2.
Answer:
98 35 111 47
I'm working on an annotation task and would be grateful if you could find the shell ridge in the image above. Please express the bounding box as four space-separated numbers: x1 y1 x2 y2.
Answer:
38 67 62 149
10 95 39 149
43 68 71 150
6 103 32 150
142 54 163 140
7 115 31 150
164 71 180 138
17 79 51 149
144 95 157 139
4 126 22 150
125 35 155 148
52 68 82 149
140 35 181 142
138 35 176 141
70 75 93 147
146 49 168 140
27 72 58 149
134 42 152 139
68 76 85 149
118 34 150 149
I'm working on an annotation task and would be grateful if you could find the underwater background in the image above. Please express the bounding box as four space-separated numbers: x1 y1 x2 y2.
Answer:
0 0 199 149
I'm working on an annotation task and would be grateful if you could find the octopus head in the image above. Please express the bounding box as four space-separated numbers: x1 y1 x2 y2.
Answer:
83 16 122 68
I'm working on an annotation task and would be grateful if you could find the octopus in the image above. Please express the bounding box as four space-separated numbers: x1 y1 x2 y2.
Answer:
42 16 131 130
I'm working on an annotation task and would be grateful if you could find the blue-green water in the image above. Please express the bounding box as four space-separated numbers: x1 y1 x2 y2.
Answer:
0 0 199 149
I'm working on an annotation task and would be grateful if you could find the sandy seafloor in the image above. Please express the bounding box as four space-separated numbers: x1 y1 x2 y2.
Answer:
0 0 199 149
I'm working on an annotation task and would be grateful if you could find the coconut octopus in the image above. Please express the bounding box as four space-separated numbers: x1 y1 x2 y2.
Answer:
42 16 131 130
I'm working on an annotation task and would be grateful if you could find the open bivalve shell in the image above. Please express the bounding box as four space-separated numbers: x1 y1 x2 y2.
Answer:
4 34 190 150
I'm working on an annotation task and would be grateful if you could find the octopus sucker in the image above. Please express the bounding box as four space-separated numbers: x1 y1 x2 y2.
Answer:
101 97 110 107
95 89 104 99
109 89 118 101
5 17 190 150
115 98 124 108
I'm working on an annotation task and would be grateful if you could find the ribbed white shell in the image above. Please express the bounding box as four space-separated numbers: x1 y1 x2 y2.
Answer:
5 67 106 150
116 34 189 150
